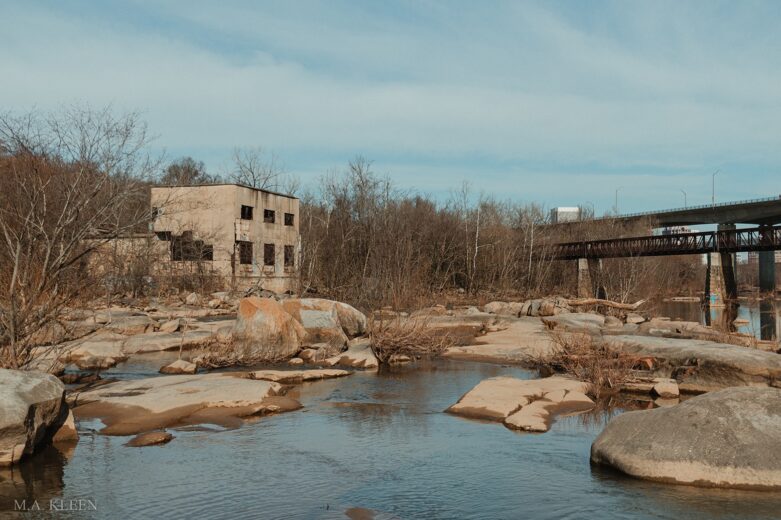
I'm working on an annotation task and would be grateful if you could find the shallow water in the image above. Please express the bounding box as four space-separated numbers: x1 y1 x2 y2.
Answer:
659 299 781 341
4 360 781 519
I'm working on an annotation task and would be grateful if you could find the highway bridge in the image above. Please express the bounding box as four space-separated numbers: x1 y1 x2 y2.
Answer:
554 196 781 305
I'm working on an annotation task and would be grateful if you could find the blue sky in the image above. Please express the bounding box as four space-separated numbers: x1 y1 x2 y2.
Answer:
3 0 780 214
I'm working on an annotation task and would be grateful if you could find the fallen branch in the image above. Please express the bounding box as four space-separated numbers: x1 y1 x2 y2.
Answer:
566 298 647 311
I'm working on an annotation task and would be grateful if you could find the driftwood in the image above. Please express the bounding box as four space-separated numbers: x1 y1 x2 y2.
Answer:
565 298 647 311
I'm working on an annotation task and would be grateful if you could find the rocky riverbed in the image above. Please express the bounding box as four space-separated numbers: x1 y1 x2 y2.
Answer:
3 293 781 517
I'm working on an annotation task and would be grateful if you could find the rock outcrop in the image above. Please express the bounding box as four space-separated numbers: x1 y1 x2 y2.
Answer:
232 297 306 361
591 387 781 489
71 372 300 435
0 369 71 466
447 376 594 432
443 318 559 366
605 335 781 392
324 338 379 369
248 369 351 383
159 359 198 375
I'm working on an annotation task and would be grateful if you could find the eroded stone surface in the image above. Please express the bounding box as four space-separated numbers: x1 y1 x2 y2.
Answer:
591 387 781 489
447 376 594 432
72 372 298 435
231 297 306 361
443 318 558 366
248 369 351 383
606 335 781 392
323 338 379 369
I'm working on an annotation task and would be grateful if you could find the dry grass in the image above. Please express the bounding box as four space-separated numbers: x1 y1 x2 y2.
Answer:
369 317 455 364
546 331 635 399
192 337 290 369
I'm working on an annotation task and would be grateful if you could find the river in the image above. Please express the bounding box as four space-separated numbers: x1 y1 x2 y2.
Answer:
4 359 781 519
659 298 781 341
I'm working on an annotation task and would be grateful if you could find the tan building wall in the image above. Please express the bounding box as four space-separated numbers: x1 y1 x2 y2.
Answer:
150 184 300 293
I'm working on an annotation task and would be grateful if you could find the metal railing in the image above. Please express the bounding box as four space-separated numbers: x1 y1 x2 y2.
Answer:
553 224 781 260
587 195 781 222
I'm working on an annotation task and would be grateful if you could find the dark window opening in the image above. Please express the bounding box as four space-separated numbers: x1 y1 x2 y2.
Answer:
264 243 275 266
263 209 275 223
240 205 253 220
237 241 253 265
284 245 294 267
171 233 213 261
284 213 294 226
156 231 172 241
151 206 161 219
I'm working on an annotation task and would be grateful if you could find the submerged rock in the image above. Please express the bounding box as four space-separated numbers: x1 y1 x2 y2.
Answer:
126 431 174 447
0 369 70 466
248 369 351 383
447 376 594 432
591 387 781 489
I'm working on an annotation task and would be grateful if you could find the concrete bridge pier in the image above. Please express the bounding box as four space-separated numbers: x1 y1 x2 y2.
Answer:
705 251 737 307
758 225 777 294
577 258 607 298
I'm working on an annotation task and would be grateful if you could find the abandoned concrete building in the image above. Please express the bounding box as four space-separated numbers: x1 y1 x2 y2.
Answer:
149 184 300 293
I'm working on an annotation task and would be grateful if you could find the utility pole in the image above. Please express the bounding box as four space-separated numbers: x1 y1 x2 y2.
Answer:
680 189 687 208
712 170 719 209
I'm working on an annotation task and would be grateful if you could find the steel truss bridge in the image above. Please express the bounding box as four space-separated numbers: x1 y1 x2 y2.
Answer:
553 224 781 260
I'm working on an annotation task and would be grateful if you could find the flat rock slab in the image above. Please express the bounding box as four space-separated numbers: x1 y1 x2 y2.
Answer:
122 330 214 354
591 387 781 489
606 335 781 392
126 431 174 447
447 376 594 432
541 313 605 334
443 318 559 365
248 369 351 383
72 372 299 435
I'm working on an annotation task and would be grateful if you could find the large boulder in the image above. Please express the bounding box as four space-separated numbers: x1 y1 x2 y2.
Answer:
232 297 306 361
483 301 525 317
591 387 781 489
279 298 368 352
0 369 70 466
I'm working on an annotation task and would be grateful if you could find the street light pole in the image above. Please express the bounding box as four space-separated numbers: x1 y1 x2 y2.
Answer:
712 170 719 209
680 189 687 209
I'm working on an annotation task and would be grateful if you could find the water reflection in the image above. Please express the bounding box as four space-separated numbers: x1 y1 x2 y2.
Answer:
661 299 780 341
0 443 73 512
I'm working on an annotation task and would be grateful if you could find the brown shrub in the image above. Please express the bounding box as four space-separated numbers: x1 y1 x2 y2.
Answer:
369 317 455 364
546 331 634 399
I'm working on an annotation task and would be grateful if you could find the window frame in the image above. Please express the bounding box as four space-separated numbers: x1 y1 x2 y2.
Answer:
263 209 276 224
284 213 295 226
240 205 254 220
263 243 276 267
284 245 295 268
237 241 253 265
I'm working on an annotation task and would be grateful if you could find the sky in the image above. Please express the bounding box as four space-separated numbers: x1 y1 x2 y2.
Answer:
3 0 781 214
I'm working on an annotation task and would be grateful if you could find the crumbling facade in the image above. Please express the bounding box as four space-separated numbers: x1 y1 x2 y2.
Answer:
150 184 300 293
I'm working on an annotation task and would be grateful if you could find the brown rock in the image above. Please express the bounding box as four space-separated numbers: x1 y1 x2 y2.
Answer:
126 431 173 447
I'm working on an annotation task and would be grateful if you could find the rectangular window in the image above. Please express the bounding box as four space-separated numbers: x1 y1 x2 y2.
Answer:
171 234 213 262
284 245 294 268
156 231 172 241
263 243 275 266
263 209 275 223
284 213 294 226
237 241 253 265
240 205 253 220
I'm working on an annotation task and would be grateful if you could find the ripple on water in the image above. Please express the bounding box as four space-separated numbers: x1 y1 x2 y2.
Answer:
9 359 781 520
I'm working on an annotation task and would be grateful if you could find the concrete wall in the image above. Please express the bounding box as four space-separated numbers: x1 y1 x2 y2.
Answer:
150 184 300 292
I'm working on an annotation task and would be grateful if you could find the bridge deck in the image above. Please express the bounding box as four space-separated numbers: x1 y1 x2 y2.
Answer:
553 224 781 260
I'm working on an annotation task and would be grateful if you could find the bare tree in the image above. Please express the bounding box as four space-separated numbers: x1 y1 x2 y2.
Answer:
0 106 160 368
230 146 298 193
160 156 216 185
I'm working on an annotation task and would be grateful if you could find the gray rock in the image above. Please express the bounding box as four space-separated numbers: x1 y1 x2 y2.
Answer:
591 387 781 489
605 335 781 392
185 292 201 306
159 359 198 375
542 313 605 334
0 369 69 466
